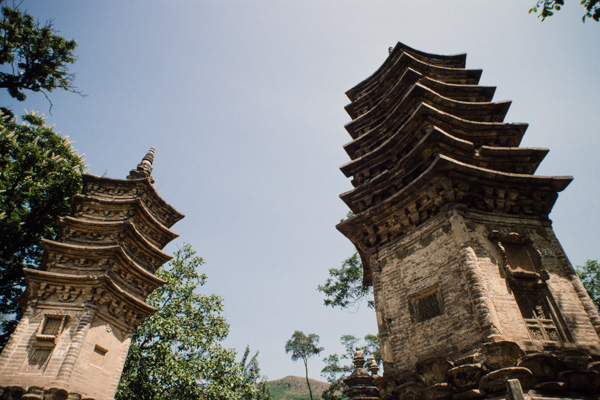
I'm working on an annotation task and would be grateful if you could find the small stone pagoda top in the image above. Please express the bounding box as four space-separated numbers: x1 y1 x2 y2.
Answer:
337 43 572 285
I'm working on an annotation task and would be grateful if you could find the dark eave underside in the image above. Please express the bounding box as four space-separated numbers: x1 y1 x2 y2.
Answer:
341 103 527 179
340 127 549 212
345 83 511 148
83 174 185 228
346 42 467 101
346 53 482 119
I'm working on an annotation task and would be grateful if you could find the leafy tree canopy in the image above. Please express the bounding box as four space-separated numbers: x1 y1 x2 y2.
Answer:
529 0 599 22
321 334 381 400
240 346 271 400
577 260 600 310
117 244 268 400
0 110 85 349
0 4 80 103
319 212 372 310
285 331 324 400
317 252 373 310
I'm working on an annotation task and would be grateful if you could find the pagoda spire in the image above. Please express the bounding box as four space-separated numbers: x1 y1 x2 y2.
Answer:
127 147 155 183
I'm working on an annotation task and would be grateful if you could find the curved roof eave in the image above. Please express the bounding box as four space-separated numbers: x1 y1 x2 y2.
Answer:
346 53 482 119
346 42 467 101
340 127 550 211
40 239 167 287
341 102 526 178
24 268 157 315
82 174 185 228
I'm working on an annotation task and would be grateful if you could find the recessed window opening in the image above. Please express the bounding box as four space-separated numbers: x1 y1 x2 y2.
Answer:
513 288 566 342
91 345 108 367
409 284 444 323
36 314 66 341
417 293 442 321
24 348 51 372
41 316 62 336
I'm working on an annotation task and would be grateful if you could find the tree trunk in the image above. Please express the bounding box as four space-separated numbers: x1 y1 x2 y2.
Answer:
304 358 313 400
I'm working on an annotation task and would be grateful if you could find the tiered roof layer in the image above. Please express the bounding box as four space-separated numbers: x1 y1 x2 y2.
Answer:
337 43 572 285
26 148 184 325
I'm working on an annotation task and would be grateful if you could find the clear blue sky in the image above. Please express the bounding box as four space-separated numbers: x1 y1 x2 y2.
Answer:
3 0 599 381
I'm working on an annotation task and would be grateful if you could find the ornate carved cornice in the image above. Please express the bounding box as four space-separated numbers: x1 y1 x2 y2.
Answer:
341 127 548 213
82 174 184 228
41 240 166 298
57 216 172 272
338 155 571 283
71 194 179 248
24 269 157 325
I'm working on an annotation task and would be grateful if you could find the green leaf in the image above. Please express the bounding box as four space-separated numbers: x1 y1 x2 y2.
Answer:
0 110 85 349
117 244 268 400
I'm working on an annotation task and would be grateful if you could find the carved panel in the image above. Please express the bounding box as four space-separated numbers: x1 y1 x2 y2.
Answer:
74 204 134 221
513 288 566 342
31 282 87 303
89 288 144 325
61 226 122 244
46 251 111 271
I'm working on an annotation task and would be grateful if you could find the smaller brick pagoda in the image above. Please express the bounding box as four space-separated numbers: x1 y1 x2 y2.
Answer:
0 149 183 400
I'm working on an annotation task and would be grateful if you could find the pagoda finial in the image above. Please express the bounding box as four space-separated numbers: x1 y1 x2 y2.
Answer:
353 346 365 368
141 147 155 166
127 147 155 183
344 346 379 400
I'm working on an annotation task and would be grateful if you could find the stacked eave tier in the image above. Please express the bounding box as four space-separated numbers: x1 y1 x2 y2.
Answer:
81 174 184 229
70 193 179 249
341 102 528 188
37 174 183 302
344 72 513 161
344 52 486 135
345 42 469 114
23 267 157 326
338 156 572 285
338 43 573 284
56 216 172 274
41 239 165 300
340 126 550 214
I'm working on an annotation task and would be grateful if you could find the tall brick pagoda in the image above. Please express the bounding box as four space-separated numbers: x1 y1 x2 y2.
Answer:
0 149 183 400
338 43 600 399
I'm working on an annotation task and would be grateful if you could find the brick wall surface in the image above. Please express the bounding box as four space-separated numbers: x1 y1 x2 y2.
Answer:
372 208 600 382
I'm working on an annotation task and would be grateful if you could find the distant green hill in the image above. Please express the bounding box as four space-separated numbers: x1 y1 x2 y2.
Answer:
266 375 330 400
